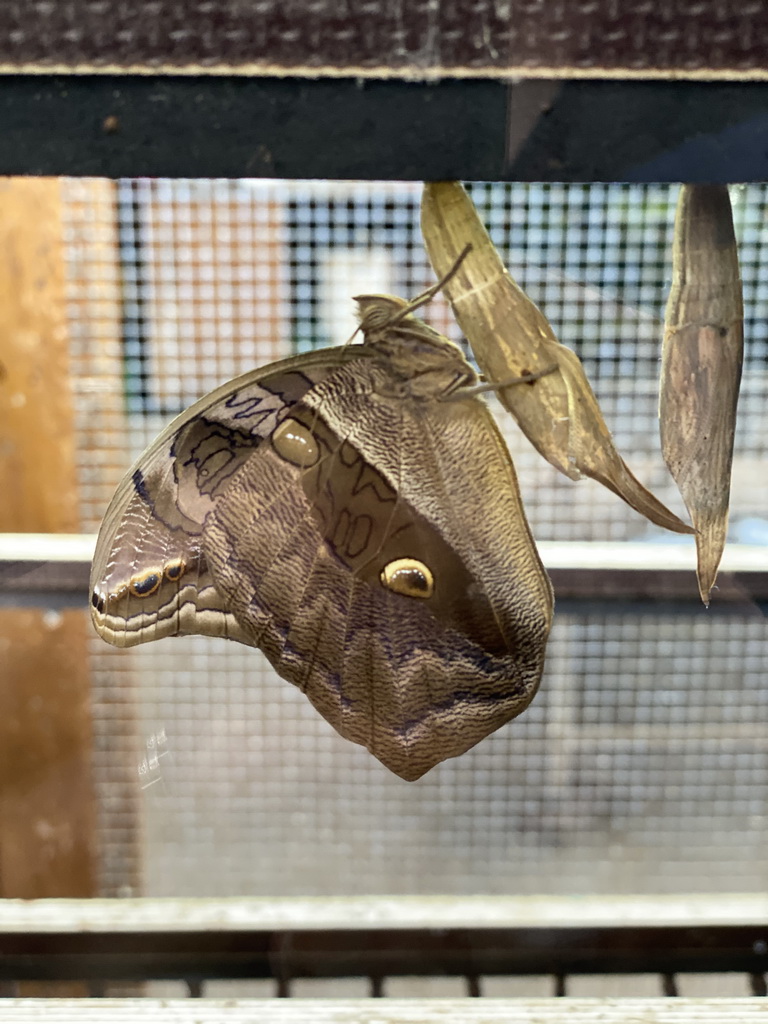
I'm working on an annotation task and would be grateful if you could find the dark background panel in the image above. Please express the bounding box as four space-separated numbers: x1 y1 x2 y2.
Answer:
1 76 768 180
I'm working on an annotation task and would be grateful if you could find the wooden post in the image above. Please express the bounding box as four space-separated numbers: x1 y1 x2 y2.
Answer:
0 180 81 531
0 180 98 953
0 608 95 899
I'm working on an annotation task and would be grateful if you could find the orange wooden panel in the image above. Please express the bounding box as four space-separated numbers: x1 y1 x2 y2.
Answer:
0 179 98 927
0 178 80 533
0 605 95 996
0 608 96 898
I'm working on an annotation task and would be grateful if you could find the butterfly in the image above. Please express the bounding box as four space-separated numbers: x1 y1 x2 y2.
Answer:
90 265 554 781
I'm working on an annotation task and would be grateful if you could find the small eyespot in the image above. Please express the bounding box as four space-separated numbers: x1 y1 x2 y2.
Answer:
380 558 435 600
164 558 186 582
129 571 162 598
91 589 106 613
272 417 320 468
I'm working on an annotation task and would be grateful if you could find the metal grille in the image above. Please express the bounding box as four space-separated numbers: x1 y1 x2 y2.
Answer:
59 180 768 902
0 895 766 1001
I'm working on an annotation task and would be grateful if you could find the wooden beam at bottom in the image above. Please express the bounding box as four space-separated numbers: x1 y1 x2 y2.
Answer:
0 896 765 985
0 610 96 899
0 178 99 997
0 998 767 1023
0 608 96 1001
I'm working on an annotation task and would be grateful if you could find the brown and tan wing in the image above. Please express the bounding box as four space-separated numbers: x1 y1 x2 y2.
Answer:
90 347 361 647
204 360 554 781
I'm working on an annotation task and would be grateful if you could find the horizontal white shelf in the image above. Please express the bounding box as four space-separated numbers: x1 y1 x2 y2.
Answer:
0 893 764 933
2 534 768 574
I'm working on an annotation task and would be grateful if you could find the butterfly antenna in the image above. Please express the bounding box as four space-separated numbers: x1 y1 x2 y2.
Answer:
387 243 473 327
342 323 363 349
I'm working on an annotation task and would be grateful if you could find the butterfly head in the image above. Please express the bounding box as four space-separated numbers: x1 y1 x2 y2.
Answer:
354 294 409 333
354 293 477 397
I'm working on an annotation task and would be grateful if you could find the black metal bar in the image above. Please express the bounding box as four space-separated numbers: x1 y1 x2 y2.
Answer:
466 975 481 997
750 973 767 996
0 76 767 181
1 924 766 983
275 977 291 998
551 569 768 607
117 179 154 416
0 559 91 611
0 560 90 593
661 973 678 996
3 557 768 608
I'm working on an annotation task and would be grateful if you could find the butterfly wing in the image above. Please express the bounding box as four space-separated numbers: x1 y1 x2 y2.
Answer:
90 347 362 648
92 346 553 781
204 359 554 781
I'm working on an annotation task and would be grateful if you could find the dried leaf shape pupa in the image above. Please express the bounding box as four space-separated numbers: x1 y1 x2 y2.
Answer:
661 185 744 605
421 181 693 536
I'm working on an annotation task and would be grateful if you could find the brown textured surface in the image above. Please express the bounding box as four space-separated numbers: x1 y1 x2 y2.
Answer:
0 180 98 978
0 0 765 77
0 608 96 996
0 608 96 900
0 180 80 532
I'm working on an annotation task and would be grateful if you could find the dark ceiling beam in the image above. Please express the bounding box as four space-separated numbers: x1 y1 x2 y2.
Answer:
0 75 766 180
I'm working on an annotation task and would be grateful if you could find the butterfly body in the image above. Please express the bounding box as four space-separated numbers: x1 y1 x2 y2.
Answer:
91 298 553 780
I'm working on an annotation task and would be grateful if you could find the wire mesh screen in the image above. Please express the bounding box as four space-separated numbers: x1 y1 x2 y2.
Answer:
60 179 768 900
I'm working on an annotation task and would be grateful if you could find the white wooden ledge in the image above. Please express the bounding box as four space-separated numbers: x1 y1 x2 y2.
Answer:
2 997 768 1023
2 534 768 574
0 894 766 932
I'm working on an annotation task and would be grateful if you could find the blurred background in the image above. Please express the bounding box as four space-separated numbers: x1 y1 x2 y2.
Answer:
3 179 767 914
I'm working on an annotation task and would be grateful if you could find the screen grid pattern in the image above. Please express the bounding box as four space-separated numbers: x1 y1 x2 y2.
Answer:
60 179 768 901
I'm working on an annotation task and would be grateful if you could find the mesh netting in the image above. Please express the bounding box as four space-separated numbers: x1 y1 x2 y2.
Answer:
61 179 768 899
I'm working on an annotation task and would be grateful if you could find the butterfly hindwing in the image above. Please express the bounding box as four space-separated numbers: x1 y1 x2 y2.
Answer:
202 359 552 780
